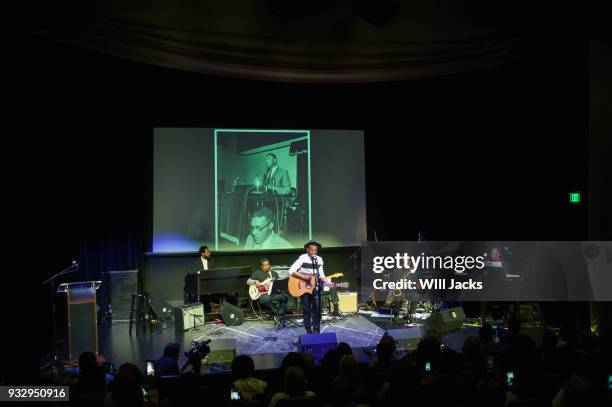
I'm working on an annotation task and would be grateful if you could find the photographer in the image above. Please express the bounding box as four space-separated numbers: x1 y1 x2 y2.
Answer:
158 340 222 407
180 339 211 375
155 343 180 377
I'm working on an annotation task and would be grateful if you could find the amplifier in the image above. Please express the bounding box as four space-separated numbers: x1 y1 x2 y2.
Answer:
175 302 205 331
298 332 337 361
207 339 236 364
337 292 358 313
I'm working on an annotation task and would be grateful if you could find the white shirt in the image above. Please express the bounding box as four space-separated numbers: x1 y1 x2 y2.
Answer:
288 253 325 278
268 166 278 180
200 257 208 271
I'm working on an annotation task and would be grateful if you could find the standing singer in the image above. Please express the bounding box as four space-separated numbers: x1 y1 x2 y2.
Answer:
288 240 328 334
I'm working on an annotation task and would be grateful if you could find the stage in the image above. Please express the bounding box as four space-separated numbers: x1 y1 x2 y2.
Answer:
97 312 489 373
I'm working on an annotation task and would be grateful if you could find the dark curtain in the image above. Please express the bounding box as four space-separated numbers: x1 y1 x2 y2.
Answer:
5 1 581 83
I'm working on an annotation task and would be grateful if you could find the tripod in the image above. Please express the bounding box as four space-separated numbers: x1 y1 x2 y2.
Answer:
274 296 301 329
275 312 302 329
41 261 79 369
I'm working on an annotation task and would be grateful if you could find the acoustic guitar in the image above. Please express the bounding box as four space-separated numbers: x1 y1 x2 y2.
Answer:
288 273 348 297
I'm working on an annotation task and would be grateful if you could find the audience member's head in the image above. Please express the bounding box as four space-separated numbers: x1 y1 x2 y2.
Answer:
111 363 145 407
162 342 181 360
321 349 341 377
284 366 307 397
337 342 353 357
232 354 255 380
303 352 314 373
376 334 396 365
415 334 441 367
79 351 98 373
338 354 361 384
462 335 480 355
280 352 305 375
156 343 181 377
76 352 105 395
479 323 494 344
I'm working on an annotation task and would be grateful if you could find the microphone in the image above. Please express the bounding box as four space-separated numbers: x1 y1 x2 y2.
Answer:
72 260 79 270
310 255 320 279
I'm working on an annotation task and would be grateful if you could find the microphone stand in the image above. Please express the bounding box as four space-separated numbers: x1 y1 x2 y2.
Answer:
41 261 79 368
312 256 323 334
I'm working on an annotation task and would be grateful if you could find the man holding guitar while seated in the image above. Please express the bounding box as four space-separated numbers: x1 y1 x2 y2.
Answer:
247 258 288 319
288 240 348 334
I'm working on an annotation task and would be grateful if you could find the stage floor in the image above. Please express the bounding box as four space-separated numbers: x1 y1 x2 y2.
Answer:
97 312 490 373
191 314 390 356
99 314 394 371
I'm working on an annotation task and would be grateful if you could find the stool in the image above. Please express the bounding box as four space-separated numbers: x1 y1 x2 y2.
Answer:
129 293 154 335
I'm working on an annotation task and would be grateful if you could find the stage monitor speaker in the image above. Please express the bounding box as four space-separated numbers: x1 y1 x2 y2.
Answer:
338 292 358 313
220 302 244 326
108 270 138 320
208 338 236 364
149 296 175 320
425 307 466 332
175 302 204 331
386 328 423 351
298 332 337 360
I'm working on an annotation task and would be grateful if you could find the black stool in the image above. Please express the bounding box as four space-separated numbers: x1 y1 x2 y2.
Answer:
129 293 154 335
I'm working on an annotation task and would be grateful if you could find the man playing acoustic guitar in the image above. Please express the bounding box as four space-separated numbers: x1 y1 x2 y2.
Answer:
288 240 328 334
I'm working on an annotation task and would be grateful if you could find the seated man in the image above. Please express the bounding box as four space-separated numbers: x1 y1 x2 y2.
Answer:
247 258 288 318
322 285 341 317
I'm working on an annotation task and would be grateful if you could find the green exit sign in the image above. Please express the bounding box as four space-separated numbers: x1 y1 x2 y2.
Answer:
569 192 581 203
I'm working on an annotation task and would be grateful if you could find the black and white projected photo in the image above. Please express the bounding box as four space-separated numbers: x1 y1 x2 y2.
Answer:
153 128 366 252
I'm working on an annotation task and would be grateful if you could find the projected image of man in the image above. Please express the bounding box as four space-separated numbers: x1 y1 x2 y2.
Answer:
244 207 293 250
263 153 291 195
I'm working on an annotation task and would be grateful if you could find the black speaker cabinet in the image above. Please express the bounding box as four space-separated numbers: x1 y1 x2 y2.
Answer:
425 307 466 332
107 270 138 320
219 302 244 326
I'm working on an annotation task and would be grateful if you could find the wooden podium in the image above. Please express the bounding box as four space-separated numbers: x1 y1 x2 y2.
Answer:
57 281 101 359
